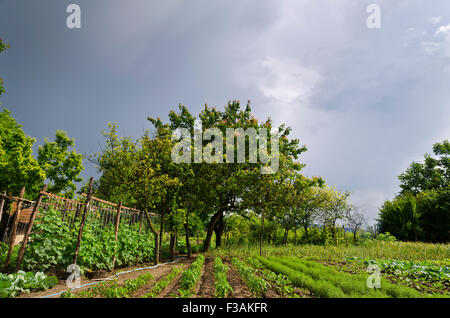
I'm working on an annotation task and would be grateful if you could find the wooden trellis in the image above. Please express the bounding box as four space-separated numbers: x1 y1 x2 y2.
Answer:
0 178 158 273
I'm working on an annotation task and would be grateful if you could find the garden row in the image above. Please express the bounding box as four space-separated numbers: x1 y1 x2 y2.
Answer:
253 256 449 298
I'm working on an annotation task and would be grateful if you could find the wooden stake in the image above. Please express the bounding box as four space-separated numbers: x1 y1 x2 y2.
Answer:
138 210 143 234
15 185 47 272
112 201 122 270
72 177 94 266
4 187 25 271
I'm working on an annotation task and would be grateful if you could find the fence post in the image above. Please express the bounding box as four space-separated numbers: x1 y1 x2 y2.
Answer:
138 210 143 234
0 190 6 225
61 198 70 223
72 177 94 266
112 201 122 270
15 185 48 272
4 187 25 272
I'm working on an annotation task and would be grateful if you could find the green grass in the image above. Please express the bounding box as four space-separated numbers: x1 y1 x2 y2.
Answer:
212 241 450 263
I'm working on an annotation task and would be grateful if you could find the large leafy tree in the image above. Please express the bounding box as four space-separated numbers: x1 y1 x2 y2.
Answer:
378 140 449 243
317 186 352 243
398 140 449 195
156 100 308 251
91 123 182 263
416 187 449 242
291 184 327 240
0 40 43 197
377 193 421 241
0 109 45 197
38 130 84 198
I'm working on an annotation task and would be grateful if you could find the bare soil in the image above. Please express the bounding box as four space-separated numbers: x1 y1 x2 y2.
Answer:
196 257 216 298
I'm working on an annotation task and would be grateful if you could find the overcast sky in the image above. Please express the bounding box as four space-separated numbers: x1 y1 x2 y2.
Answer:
1 1 449 223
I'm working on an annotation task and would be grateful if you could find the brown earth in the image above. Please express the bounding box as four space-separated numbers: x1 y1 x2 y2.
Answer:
196 257 216 298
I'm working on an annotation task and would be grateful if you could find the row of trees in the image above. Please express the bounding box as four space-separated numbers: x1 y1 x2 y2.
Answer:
89 101 368 258
225 185 368 246
378 140 449 243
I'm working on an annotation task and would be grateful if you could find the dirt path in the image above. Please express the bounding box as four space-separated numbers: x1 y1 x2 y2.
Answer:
196 257 215 298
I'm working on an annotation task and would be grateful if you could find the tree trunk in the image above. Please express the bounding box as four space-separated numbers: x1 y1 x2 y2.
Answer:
159 210 164 260
144 212 159 265
203 210 223 252
259 209 266 256
169 232 176 261
214 213 224 248
283 227 289 245
185 211 192 258
304 224 308 240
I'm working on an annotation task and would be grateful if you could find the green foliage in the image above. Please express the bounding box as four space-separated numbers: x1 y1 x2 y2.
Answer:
38 130 84 198
378 193 421 241
379 140 449 243
231 257 268 296
214 257 233 298
378 186 449 243
0 109 45 197
0 271 58 298
101 272 153 298
178 254 205 296
398 140 449 195
212 241 449 264
247 257 297 297
347 257 450 283
416 187 450 243
21 208 154 272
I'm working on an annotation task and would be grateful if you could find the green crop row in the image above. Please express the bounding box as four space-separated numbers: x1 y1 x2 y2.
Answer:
285 257 433 298
177 254 205 297
62 272 153 298
141 266 183 298
258 256 448 298
346 257 450 282
255 256 349 298
214 257 233 298
246 257 298 297
273 257 390 298
231 257 268 297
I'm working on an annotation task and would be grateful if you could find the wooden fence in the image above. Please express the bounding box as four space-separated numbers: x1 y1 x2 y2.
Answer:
0 178 157 273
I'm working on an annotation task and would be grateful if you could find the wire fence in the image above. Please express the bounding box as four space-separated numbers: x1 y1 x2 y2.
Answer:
0 180 157 273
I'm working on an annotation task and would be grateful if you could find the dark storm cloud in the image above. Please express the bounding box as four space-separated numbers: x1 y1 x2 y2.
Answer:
1 0 449 222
